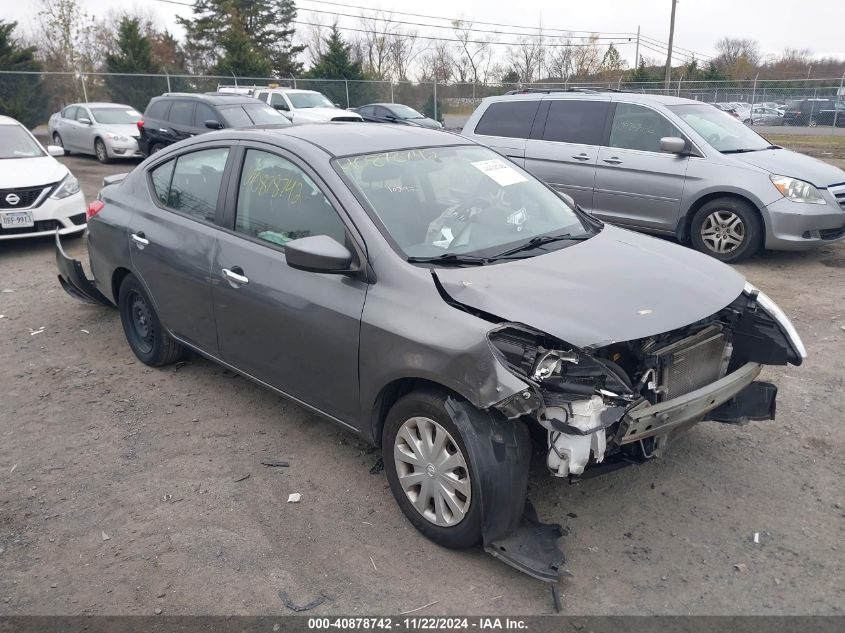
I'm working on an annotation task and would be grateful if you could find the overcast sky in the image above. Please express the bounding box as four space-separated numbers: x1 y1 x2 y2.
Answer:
8 0 845 67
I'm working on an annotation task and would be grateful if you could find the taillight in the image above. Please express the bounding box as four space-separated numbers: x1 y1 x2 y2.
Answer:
136 119 144 132
87 200 105 219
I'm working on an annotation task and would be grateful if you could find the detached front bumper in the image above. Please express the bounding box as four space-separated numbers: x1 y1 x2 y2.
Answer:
619 362 765 444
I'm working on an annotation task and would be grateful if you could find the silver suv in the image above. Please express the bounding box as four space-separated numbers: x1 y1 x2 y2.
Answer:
462 90 845 262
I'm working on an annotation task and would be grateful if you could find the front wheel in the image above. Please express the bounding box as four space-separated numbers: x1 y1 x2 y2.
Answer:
94 138 111 164
689 198 763 263
118 274 185 366
53 133 70 155
383 390 481 549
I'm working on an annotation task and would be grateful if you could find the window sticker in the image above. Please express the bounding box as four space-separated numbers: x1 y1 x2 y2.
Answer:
471 159 527 187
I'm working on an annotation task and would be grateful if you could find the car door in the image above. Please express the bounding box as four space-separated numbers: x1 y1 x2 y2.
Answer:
165 100 196 144
128 145 233 354
592 102 690 232
193 102 219 132
66 106 92 152
55 106 76 144
524 98 611 208
211 145 367 423
469 100 541 168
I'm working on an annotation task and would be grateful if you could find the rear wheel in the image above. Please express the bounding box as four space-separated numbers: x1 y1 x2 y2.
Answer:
149 143 164 155
94 138 111 164
118 274 185 366
690 197 763 263
383 390 481 549
53 133 70 155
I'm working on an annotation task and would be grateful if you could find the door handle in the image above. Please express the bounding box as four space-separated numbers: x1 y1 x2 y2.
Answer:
602 157 623 165
222 268 249 286
130 232 149 248
572 153 591 161
159 128 168 133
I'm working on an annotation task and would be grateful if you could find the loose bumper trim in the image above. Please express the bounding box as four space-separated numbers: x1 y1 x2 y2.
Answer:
55 232 112 306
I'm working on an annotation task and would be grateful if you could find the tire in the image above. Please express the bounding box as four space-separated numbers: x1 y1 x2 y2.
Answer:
689 197 763 263
94 138 111 164
118 274 185 367
383 389 482 549
53 133 70 155
149 143 164 155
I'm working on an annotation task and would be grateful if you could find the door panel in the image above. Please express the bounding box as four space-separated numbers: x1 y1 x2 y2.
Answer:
592 103 689 231
523 99 611 209
129 147 231 354
212 148 366 423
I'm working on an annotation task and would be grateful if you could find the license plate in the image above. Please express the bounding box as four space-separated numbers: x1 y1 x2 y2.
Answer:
1 211 34 229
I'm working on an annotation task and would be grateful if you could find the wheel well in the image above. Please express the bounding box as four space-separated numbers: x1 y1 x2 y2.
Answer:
371 377 461 447
678 192 764 243
111 267 132 303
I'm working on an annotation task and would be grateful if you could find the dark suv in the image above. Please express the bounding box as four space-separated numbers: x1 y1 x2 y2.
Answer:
137 93 289 155
782 98 835 126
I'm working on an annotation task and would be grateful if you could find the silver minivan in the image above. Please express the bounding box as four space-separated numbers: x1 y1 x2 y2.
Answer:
462 90 845 262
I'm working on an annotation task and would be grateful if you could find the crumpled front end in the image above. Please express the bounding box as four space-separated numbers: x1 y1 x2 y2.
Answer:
487 283 804 479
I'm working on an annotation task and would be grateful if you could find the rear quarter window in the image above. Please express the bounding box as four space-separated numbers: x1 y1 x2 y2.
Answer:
145 100 170 120
473 101 540 139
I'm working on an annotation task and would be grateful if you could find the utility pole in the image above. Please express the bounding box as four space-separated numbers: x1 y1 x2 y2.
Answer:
664 0 678 92
634 25 640 68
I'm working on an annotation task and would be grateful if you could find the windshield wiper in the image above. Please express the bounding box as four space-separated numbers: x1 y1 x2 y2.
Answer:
721 148 764 154
488 232 591 259
407 253 489 266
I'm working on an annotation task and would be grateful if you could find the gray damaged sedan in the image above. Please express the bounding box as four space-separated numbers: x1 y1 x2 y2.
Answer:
56 124 806 596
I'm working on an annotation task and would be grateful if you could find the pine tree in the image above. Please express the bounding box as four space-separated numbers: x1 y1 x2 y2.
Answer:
601 44 626 72
104 17 160 111
306 27 370 106
177 0 303 77
0 20 48 128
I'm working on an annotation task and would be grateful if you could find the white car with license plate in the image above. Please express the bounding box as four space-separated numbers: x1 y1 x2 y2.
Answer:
0 115 87 240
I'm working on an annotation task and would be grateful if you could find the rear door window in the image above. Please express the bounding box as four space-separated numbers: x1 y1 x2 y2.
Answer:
542 100 610 145
149 147 230 222
474 101 540 139
168 101 195 128
608 103 682 152
62 106 78 119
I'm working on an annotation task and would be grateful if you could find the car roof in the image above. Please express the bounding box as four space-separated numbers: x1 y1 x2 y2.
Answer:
228 122 466 157
154 93 259 105
70 102 134 109
483 91 703 107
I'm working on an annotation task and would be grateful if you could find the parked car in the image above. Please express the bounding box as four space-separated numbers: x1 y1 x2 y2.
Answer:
48 102 143 163
351 103 442 128
729 102 752 123
0 115 86 241
462 91 845 262
782 98 834 126
56 123 805 588
137 93 290 156
749 106 783 126
815 101 845 127
245 87 363 123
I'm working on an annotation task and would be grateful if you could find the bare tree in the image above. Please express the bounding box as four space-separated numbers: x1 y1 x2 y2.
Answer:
507 36 543 83
570 35 602 79
357 11 396 79
546 34 574 80
714 37 760 77
389 30 423 80
34 0 99 72
452 20 493 92
417 41 455 82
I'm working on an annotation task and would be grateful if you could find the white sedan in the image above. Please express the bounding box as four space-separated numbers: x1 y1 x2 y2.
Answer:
0 115 87 241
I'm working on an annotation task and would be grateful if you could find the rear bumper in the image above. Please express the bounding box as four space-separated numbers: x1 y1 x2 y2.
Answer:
619 362 764 444
55 232 112 306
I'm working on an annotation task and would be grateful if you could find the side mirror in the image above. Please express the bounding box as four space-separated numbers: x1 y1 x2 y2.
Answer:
285 235 353 274
46 145 65 157
78 117 91 125
204 119 224 130
660 136 687 154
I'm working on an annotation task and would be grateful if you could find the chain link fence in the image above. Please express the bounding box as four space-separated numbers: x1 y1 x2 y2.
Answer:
1 70 843 130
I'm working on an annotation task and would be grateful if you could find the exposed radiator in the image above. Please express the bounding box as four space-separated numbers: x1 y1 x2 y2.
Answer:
653 325 729 399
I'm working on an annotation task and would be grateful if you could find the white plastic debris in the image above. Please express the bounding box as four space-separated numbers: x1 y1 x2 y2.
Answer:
287 493 301 503
0 314 6 319
81 329 90 334
753 532 760 544
10 464 17 473
101 531 110 541
29 327 45 336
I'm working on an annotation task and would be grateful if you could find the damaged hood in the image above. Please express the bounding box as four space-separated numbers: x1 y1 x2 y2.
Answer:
434 225 745 348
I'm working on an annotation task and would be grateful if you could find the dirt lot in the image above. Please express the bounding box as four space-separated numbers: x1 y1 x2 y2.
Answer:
1 148 844 617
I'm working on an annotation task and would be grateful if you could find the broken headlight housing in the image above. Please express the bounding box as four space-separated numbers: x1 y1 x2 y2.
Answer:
743 282 807 362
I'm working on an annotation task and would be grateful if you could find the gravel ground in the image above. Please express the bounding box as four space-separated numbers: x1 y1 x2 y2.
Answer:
1 150 844 616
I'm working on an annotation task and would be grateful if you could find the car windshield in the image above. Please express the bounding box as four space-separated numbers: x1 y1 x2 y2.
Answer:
337 145 591 260
287 92 335 109
389 105 424 119
90 108 141 124
668 104 772 153
219 104 289 126
0 125 45 159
